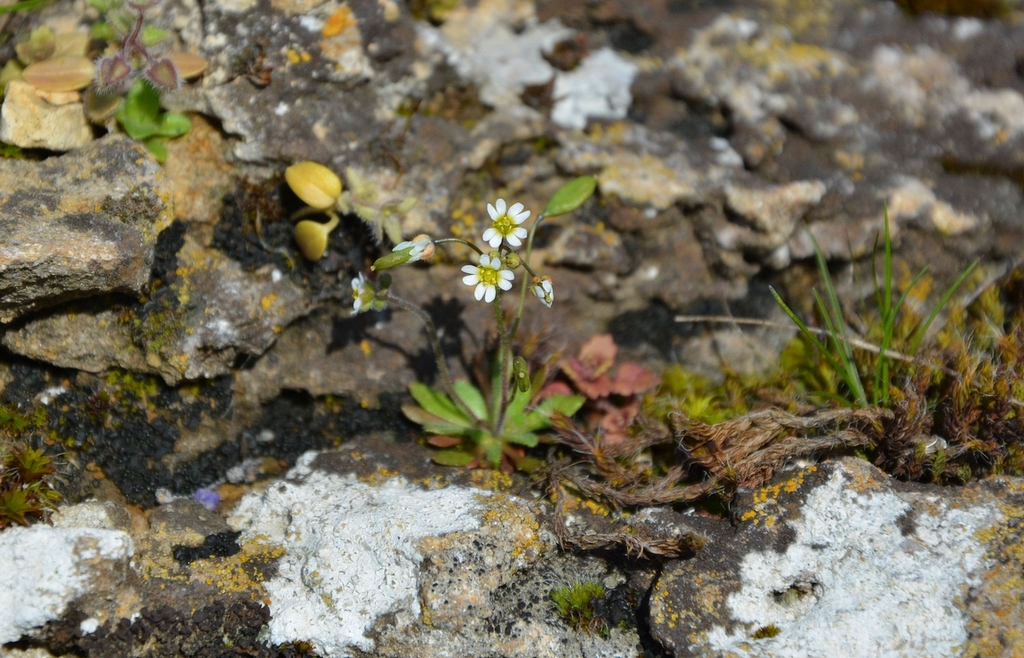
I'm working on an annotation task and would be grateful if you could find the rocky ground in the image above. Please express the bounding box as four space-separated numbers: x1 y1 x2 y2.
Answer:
2 0 1024 656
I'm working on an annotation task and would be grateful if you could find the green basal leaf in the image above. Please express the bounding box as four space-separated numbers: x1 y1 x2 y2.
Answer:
453 379 488 422
504 385 533 424
422 422 475 436
432 449 475 467
543 176 596 218
509 394 584 433
502 431 538 448
155 111 192 138
408 382 471 426
484 440 502 466
143 138 168 163
117 80 162 139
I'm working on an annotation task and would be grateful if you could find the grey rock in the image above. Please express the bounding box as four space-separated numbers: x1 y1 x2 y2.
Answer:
3 234 309 384
0 135 172 322
650 458 1023 657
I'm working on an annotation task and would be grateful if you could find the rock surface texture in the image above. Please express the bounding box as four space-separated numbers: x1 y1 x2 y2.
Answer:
2 0 1024 656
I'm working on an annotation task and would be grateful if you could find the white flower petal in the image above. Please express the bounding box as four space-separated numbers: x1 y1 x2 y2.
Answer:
474 284 486 300
462 264 478 275
512 209 531 223
494 198 507 215
463 274 479 285
512 227 528 240
508 202 524 216
505 234 522 247
498 278 513 291
484 286 496 303
499 269 515 281
479 254 494 268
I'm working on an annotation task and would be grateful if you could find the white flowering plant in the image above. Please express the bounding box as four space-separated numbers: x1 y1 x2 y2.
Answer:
355 176 597 473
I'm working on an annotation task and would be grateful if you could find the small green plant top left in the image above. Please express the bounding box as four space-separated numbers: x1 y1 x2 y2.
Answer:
0 0 208 161
0 444 62 530
285 164 597 473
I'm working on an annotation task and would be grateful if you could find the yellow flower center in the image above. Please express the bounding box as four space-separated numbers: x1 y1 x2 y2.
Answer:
493 214 515 236
478 265 501 287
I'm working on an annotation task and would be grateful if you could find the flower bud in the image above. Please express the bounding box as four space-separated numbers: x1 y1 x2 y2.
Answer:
531 275 554 308
504 252 521 270
512 356 531 393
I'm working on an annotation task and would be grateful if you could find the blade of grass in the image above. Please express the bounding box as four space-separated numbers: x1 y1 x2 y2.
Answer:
769 286 849 386
909 258 980 355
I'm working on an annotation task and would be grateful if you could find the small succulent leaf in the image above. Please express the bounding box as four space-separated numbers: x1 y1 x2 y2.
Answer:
154 110 191 137
1 60 25 96
165 51 208 79
84 87 123 122
22 56 95 92
145 57 180 91
452 379 488 422
426 435 463 448
543 176 596 218
143 137 168 163
408 382 472 426
501 431 538 448
141 25 171 47
97 54 135 93
16 26 56 65
432 449 475 467
396 197 417 213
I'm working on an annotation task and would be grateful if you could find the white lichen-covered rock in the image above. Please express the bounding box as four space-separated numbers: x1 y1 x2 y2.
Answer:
0 522 133 644
228 450 640 658
650 458 1021 657
416 0 573 108
551 48 638 131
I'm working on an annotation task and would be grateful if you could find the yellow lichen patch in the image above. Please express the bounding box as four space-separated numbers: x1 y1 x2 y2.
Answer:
468 469 513 492
740 466 816 525
189 540 286 598
359 466 400 486
285 49 312 65
964 496 1024 656
260 293 277 311
360 339 372 356
322 6 356 37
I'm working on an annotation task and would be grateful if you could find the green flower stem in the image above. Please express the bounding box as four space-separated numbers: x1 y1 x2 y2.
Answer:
510 213 547 339
434 237 484 256
492 292 512 435
388 294 481 426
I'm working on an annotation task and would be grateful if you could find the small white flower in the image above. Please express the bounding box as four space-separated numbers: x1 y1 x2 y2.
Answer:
531 275 554 307
392 234 435 263
482 198 530 248
461 253 514 303
351 273 375 314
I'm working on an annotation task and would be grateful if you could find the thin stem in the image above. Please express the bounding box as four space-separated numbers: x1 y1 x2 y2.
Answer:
492 294 512 435
434 237 484 256
510 213 546 338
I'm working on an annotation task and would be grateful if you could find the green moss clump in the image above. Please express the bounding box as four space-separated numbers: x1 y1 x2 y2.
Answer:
551 580 608 636
0 444 62 529
752 624 781 639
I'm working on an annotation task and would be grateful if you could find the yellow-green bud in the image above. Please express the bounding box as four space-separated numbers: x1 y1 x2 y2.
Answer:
512 356 531 393
504 252 522 269
285 161 342 210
